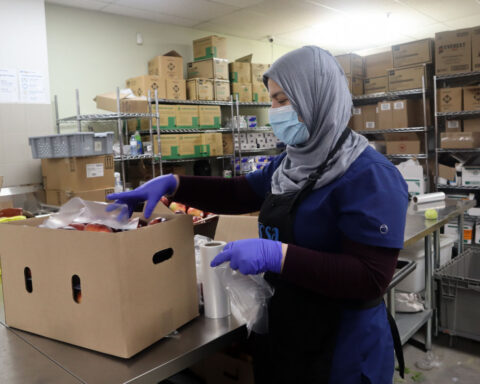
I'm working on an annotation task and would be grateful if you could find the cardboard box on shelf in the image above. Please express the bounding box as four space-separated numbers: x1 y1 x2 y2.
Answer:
152 134 180 158
45 188 114 206
377 101 393 130
351 107 363 131
346 76 364 96
0 204 198 358
202 132 223 156
464 118 480 132
166 79 186 100
176 105 199 128
439 164 456 182
463 166 480 186
364 76 388 94
392 99 429 128
252 83 270 103
473 26 480 72
437 87 463 112
335 53 364 77
435 28 472 75
446 120 462 132
392 39 434 68
229 62 251 83
179 133 207 157
386 138 422 155
94 92 148 114
193 35 227 61
126 75 166 98
251 63 270 83
231 83 252 102
388 65 429 92
127 104 177 132
198 106 221 128
463 86 480 111
148 51 183 79
214 80 230 101
440 132 480 148
187 79 214 101
222 133 234 154
368 140 386 154
42 155 114 191
363 104 377 130
365 51 393 78
187 58 229 80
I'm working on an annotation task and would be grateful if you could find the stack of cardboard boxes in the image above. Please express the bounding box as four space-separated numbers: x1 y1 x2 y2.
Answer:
151 131 223 160
229 55 271 102
335 53 365 96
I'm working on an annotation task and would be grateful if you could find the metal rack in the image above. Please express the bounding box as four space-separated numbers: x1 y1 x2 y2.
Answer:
352 88 426 104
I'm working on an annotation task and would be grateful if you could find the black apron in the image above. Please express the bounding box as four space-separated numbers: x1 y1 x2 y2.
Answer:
252 128 404 383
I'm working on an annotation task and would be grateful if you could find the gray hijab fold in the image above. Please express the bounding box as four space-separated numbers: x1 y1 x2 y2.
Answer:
263 46 369 195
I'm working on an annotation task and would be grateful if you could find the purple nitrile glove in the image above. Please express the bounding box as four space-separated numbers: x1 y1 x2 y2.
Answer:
210 239 283 275
106 174 177 219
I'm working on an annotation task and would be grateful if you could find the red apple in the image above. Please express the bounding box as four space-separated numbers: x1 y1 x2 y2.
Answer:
148 217 168 225
187 207 204 217
169 202 186 213
84 223 113 233
160 196 170 207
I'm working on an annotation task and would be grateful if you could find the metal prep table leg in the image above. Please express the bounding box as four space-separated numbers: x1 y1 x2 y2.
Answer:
424 234 433 351
433 229 440 337
458 213 464 254
387 288 395 320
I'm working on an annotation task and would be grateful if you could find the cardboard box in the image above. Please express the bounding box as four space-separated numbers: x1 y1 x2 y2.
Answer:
462 166 480 186
437 87 463 112
198 106 221 128
365 51 393 78
166 79 186 100
463 86 480 111
95 92 148 114
193 35 227 61
377 101 393 130
231 83 252 102
439 164 456 182
187 59 229 80
392 39 434 68
386 139 421 155
179 133 207 157
446 120 462 132
351 107 363 131
45 188 114 206
363 104 377 130
346 76 364 96
252 83 270 103
435 28 472 75
392 99 428 128
364 76 388 94
202 132 223 156
388 65 428 92
176 105 199 128
441 132 480 148
229 62 251 83
214 80 230 101
187 79 214 101
0 205 198 358
464 118 480 132
251 63 270 83
473 26 480 72
335 53 364 77
42 155 114 191
153 134 180 158
148 51 183 79
128 104 177 132
222 133 234 154
126 75 166 98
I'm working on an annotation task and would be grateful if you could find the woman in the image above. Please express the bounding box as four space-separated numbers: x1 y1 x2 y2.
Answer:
108 46 408 384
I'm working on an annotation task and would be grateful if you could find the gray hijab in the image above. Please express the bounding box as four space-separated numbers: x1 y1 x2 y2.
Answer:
263 46 369 195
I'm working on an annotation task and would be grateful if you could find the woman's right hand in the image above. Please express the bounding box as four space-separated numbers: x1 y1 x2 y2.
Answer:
106 174 178 219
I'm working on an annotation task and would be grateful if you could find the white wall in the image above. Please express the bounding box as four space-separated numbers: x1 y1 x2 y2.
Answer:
0 0 52 187
45 4 297 118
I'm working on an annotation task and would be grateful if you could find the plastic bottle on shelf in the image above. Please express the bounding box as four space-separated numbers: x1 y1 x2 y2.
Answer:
114 172 123 193
135 131 143 155
130 135 137 156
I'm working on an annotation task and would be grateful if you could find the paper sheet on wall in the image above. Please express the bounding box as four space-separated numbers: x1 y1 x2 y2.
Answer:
0 68 19 103
19 69 49 103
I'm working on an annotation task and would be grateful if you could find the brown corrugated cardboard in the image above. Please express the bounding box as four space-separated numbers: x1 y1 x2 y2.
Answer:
222 133 234 154
198 106 221 128
435 28 472 75
127 104 176 132
0 205 198 358
187 59 229 80
351 107 363 131
473 27 480 72
179 134 203 157
231 83 252 102
176 105 199 128
392 99 428 128
187 79 214 101
148 51 183 79
152 134 180 157
392 39 434 68
252 83 270 103
386 138 421 154
45 188 114 206
193 35 227 60
377 101 393 130
95 92 148 114
126 75 166 98
251 63 270 83
441 132 480 148
365 51 393 78
463 86 480 111
446 120 462 132
439 164 456 181
229 62 251 83
438 87 463 112
363 104 377 130
464 118 480 132
214 80 230 101
203 132 223 156
335 53 364 77
346 76 364 96
42 155 114 191
388 65 428 92
364 76 388 94
166 79 186 100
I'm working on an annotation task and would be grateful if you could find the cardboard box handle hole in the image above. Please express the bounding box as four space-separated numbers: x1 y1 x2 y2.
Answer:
24 267 33 293
72 275 82 304
152 248 173 265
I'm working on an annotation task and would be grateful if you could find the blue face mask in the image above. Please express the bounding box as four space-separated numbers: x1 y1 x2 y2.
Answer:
268 105 309 145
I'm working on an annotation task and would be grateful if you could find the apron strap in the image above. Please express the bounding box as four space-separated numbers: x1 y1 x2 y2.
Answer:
387 310 405 379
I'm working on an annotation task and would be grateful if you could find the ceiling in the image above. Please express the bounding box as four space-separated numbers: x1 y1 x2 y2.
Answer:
45 0 480 54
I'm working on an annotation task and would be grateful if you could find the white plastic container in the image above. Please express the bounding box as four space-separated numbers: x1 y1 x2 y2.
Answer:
397 235 455 293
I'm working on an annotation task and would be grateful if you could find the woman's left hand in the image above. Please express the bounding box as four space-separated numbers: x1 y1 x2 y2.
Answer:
210 239 285 275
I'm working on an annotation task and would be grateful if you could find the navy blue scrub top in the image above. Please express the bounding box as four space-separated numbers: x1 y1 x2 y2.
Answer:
246 146 409 251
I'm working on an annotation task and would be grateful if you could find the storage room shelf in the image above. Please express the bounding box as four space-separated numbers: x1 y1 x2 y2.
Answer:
437 184 480 190
139 127 273 135
357 126 430 135
236 148 283 154
436 111 480 118
150 99 271 107
435 71 480 81
352 88 425 104
58 113 155 122
114 154 233 163
114 154 155 161
436 148 480 153
385 154 427 160
396 309 433 345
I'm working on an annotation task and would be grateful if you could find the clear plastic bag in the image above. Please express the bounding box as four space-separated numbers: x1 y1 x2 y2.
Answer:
41 197 139 230
215 264 274 335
